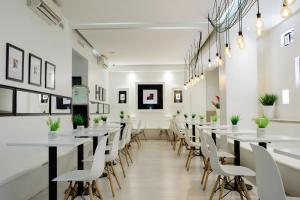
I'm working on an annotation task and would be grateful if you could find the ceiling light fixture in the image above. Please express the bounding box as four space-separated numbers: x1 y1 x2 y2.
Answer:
280 3 292 18
256 0 263 36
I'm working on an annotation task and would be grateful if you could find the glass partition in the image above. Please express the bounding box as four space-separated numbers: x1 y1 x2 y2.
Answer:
0 86 14 115
51 95 71 114
16 90 49 115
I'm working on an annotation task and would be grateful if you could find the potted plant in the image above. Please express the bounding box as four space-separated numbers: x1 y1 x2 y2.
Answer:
199 115 205 124
191 114 196 121
176 110 181 116
73 114 85 132
212 96 220 116
172 114 177 119
230 114 240 132
211 115 219 127
120 111 124 115
93 116 100 128
120 114 125 122
259 94 277 118
46 118 60 140
101 116 107 125
184 114 188 121
255 116 269 138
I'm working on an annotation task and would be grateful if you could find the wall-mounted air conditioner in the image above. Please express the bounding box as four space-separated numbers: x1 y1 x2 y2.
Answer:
27 0 63 26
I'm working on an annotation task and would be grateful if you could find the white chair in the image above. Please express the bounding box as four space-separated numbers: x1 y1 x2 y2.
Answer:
199 130 235 190
105 130 122 197
131 120 142 148
251 144 300 200
174 120 186 156
117 124 128 177
205 134 255 200
124 122 133 164
184 126 202 171
53 135 108 200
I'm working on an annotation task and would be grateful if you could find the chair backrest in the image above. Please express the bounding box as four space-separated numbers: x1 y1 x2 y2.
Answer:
109 130 121 159
250 144 287 200
119 124 128 149
90 135 108 178
184 126 193 146
198 129 209 158
205 133 227 176
174 120 184 137
125 122 132 144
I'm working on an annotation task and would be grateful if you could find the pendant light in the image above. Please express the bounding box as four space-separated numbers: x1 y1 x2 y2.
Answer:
280 3 292 18
200 48 205 80
236 0 246 49
207 14 212 68
256 0 263 36
224 0 232 58
284 0 295 5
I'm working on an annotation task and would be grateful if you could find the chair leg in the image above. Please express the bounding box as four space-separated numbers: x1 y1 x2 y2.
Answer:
118 151 126 178
201 159 207 184
218 177 226 200
185 149 192 168
173 134 177 150
87 182 94 200
106 165 115 197
110 162 121 189
187 148 194 171
142 132 147 140
240 177 251 200
177 139 183 156
125 145 133 163
63 181 72 200
137 136 142 147
203 161 211 190
123 149 130 166
209 175 221 200
93 180 104 200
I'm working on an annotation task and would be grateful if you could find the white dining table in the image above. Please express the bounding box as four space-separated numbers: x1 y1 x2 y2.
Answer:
274 148 300 160
227 134 300 166
7 137 91 200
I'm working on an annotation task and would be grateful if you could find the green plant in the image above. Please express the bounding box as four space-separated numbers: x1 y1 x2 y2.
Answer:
120 110 124 115
93 117 100 124
255 117 269 128
211 115 219 122
127 115 130 119
212 96 220 109
259 94 277 106
184 114 188 119
172 114 177 118
101 116 107 122
73 115 84 126
176 110 181 115
230 115 240 125
47 118 61 131
120 114 124 119
191 114 196 119
199 115 205 120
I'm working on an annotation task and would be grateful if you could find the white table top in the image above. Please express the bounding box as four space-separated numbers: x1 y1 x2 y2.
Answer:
6 137 91 147
185 121 211 126
213 129 257 136
196 125 231 130
60 128 120 137
274 148 300 160
227 135 300 143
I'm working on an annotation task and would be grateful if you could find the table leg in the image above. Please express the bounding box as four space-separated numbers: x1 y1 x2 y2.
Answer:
234 140 240 166
77 144 84 195
211 132 217 144
120 123 126 140
49 147 57 200
258 142 267 149
192 124 196 142
93 137 98 154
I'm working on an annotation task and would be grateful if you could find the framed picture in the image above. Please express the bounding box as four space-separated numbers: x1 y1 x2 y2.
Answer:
28 53 42 86
102 88 106 101
119 90 127 104
6 43 24 82
95 85 99 100
99 87 103 101
103 104 110 114
173 89 183 103
137 84 163 110
45 61 56 89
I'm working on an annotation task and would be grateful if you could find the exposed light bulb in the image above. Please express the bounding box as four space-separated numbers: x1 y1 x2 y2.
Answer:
281 4 291 19
284 0 295 5
257 28 262 36
195 75 200 82
208 59 212 68
184 84 187 90
225 44 232 58
215 53 221 63
256 13 263 29
237 32 246 49
218 57 223 66
200 73 204 80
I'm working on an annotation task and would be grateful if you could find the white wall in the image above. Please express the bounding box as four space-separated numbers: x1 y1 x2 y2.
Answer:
205 68 219 111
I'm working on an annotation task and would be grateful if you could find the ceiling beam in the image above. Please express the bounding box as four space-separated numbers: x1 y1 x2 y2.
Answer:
72 22 208 30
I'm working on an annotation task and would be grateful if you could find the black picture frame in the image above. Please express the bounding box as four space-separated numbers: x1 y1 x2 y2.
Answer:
173 89 183 103
137 84 163 110
103 104 110 114
6 43 24 82
28 53 42 86
102 88 106 101
0 85 16 116
119 91 127 104
45 61 56 90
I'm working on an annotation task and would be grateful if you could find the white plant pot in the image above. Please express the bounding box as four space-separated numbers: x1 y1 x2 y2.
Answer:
262 105 275 119
199 119 204 124
212 121 218 127
48 131 58 140
257 128 266 138
232 125 239 132
76 125 85 133
216 109 220 116
93 123 99 129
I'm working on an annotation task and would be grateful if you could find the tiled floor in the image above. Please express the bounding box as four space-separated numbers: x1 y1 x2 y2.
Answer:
31 140 258 200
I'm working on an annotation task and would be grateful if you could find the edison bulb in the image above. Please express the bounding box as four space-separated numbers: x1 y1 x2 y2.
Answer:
257 28 262 36
184 84 187 90
218 57 223 66
208 59 212 68
237 34 244 44
215 54 221 63
225 45 232 58
281 4 291 18
284 0 295 5
200 73 204 80
256 14 263 29
238 41 246 49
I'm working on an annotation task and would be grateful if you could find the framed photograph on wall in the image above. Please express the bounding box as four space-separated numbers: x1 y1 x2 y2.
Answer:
137 84 163 110
45 61 55 89
6 43 24 82
102 88 106 101
173 89 183 103
99 87 103 101
119 90 127 104
28 53 42 86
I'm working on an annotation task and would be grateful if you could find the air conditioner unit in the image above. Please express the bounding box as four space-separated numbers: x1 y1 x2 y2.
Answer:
97 55 109 69
27 0 63 26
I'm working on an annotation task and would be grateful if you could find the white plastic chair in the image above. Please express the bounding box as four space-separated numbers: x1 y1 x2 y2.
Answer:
53 135 108 200
206 134 255 199
131 120 142 148
184 126 201 171
174 119 186 156
199 130 233 190
251 144 300 200
124 122 133 164
117 124 128 177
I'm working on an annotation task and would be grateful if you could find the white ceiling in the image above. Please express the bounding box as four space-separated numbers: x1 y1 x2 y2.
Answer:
58 0 300 66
